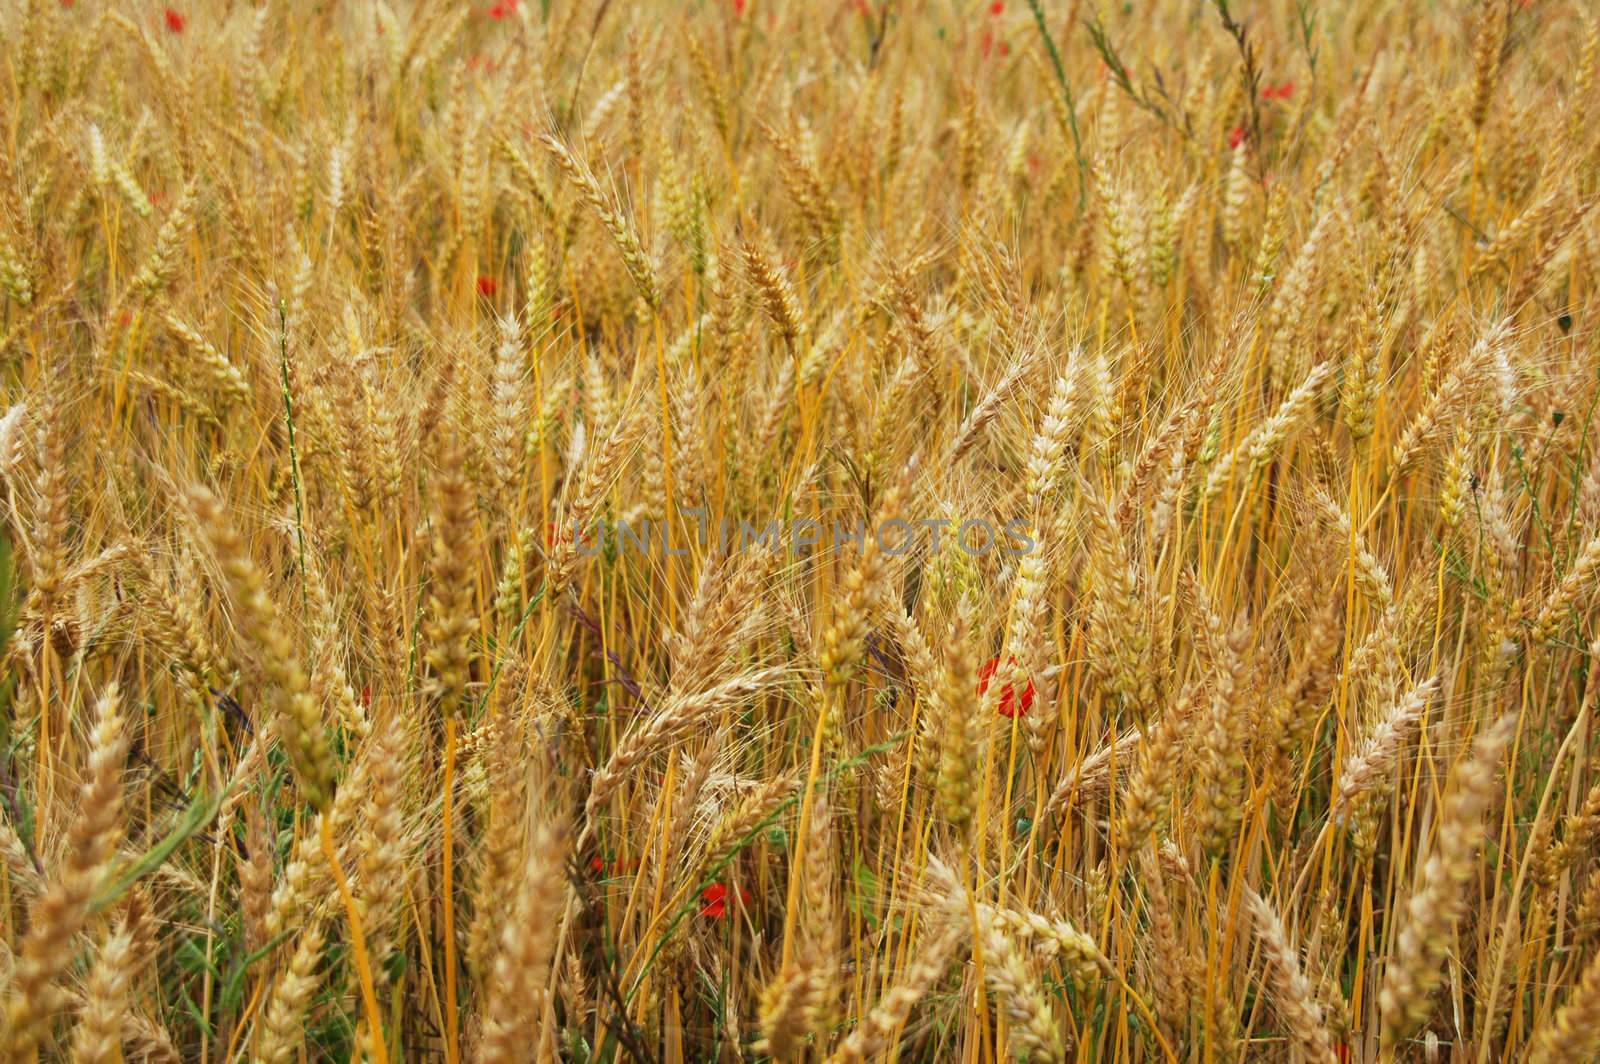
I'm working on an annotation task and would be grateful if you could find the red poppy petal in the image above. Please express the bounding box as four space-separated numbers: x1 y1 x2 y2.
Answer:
978 657 1000 693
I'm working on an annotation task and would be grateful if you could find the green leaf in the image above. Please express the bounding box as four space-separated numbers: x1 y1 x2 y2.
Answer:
849 856 882 931
176 933 222 980
91 786 223 914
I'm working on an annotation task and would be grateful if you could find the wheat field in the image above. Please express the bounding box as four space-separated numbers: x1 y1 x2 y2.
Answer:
1 0 1598 1060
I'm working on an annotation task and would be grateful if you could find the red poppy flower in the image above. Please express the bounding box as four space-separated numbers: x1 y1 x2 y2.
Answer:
163 7 185 33
476 275 498 297
979 656 1035 718
487 1 508 19
733 0 746 15
590 856 606 873
1228 125 1247 149
699 883 750 918
1276 81 1295 99
701 883 729 917
989 1 1004 13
